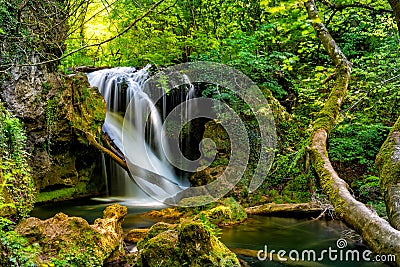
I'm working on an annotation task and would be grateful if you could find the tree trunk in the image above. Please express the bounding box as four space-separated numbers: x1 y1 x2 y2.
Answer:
305 0 400 264
388 0 400 31
376 117 400 230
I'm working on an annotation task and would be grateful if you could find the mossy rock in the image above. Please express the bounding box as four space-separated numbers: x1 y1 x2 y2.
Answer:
124 229 149 243
138 230 180 267
178 221 212 259
136 220 240 267
16 204 127 266
137 222 176 249
220 198 248 222
196 197 247 226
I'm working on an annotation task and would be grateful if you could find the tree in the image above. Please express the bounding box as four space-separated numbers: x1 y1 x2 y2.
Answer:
388 0 400 29
305 0 400 264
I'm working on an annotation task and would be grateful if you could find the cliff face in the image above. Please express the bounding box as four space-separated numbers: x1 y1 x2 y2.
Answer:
1 65 107 201
0 1 107 201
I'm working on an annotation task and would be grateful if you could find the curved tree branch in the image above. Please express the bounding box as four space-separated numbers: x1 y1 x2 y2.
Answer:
376 117 400 230
305 0 400 264
85 130 128 170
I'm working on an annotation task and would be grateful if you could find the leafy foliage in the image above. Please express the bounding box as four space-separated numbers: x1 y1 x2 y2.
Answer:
0 218 40 266
0 103 35 221
329 123 391 166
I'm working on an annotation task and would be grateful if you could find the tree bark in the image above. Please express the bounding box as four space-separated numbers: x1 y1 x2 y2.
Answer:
388 0 400 31
376 117 400 230
305 0 400 264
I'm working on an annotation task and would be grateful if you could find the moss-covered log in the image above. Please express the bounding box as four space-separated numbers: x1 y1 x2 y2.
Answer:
245 203 323 217
305 0 400 264
376 117 400 230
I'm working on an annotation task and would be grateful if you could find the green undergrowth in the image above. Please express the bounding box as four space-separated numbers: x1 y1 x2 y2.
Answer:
0 102 35 221
0 218 41 266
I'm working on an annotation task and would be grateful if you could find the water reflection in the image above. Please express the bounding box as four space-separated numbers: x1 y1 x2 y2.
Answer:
31 198 161 229
220 216 385 267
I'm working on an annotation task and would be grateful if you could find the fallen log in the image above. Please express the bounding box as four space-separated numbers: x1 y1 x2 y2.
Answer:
245 203 324 218
305 1 400 265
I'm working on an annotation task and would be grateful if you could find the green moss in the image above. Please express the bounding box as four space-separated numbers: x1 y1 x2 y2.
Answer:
210 236 239 267
41 81 53 95
67 74 106 145
376 118 400 189
36 182 91 203
138 230 181 267
311 147 348 217
54 229 104 267
137 222 176 249
137 220 240 267
46 97 59 128
175 197 247 226
312 69 349 134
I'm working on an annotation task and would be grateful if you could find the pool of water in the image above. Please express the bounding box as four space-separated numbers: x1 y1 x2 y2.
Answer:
31 200 387 267
31 198 163 229
220 216 386 267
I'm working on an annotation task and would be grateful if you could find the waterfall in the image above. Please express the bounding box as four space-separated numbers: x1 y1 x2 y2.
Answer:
87 66 186 205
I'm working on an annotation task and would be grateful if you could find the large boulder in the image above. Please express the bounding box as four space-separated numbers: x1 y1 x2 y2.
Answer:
15 204 127 266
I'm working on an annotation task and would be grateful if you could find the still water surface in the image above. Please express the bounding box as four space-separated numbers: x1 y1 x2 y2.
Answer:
32 199 386 267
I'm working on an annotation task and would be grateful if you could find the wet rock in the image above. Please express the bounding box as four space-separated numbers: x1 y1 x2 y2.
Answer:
190 165 226 187
15 204 127 266
124 229 150 243
189 120 229 187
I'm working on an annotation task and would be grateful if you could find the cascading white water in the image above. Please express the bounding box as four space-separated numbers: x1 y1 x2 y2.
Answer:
87 66 184 204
